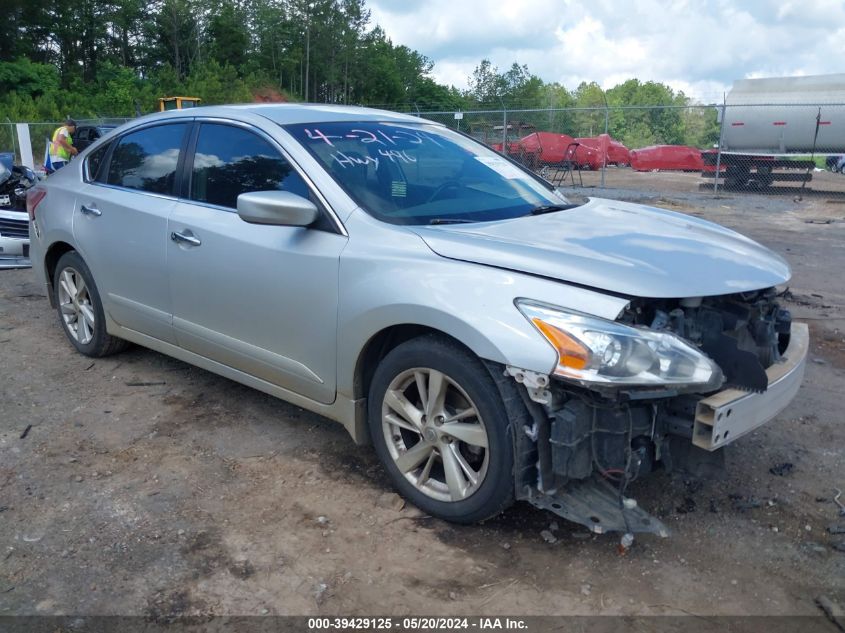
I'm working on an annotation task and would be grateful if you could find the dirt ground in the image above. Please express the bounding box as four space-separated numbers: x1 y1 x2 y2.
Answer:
1 182 844 619
559 163 845 196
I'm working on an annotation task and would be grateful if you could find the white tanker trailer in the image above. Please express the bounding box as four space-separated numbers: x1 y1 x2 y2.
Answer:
705 73 845 187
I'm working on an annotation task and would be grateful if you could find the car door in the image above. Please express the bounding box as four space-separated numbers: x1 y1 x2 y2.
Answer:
74 122 190 344
167 121 346 404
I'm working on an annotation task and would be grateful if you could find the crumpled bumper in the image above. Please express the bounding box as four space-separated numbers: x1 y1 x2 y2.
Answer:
692 322 809 451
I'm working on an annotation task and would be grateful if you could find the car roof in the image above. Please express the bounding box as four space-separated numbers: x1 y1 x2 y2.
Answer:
126 103 429 127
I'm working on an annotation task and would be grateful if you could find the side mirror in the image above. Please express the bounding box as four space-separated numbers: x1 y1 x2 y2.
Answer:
236 191 319 227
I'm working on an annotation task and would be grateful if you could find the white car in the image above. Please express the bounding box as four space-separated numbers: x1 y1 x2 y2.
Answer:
0 156 34 268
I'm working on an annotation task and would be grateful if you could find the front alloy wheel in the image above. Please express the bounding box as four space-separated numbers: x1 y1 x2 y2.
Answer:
382 367 489 502
368 335 515 523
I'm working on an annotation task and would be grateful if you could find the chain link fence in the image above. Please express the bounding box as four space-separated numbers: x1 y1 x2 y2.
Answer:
3 105 844 197
414 103 845 197
2 118 131 173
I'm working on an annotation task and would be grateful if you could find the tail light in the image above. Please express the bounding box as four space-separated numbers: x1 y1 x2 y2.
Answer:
26 188 46 221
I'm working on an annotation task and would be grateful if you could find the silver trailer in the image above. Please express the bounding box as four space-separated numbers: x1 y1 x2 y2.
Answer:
722 74 845 154
706 74 845 187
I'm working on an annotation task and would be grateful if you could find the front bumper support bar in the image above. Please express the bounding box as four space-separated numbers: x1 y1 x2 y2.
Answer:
692 322 809 451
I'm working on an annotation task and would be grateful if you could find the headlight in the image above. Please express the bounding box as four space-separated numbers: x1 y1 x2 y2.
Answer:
517 300 723 390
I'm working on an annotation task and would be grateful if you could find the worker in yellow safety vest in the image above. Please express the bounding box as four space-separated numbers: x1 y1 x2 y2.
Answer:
49 118 78 171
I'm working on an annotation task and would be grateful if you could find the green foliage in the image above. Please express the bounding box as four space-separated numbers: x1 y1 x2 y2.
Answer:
0 58 59 97
184 61 253 106
207 4 250 70
0 0 719 154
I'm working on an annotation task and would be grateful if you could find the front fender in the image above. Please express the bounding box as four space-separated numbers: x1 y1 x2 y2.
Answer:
336 212 630 399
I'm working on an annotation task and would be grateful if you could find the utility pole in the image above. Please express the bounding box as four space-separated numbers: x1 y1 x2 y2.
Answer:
601 89 609 188
714 94 727 193
305 6 311 102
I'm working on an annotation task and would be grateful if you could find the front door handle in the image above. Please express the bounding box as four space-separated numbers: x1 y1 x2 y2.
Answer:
80 204 101 217
170 230 201 247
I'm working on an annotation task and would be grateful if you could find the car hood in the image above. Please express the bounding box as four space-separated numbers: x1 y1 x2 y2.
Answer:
411 198 791 298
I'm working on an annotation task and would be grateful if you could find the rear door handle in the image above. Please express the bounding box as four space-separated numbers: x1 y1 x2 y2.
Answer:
80 204 101 217
170 230 201 247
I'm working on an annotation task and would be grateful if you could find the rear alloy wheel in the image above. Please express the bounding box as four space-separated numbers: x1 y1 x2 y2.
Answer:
368 336 514 523
57 266 95 345
53 251 129 357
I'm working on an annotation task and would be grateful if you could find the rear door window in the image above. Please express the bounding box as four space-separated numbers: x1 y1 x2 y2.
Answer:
107 123 189 195
189 123 310 209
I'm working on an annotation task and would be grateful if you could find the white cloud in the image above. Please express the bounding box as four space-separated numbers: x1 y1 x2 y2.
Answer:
367 0 845 102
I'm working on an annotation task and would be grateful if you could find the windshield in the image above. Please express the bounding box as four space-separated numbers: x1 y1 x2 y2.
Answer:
285 121 571 225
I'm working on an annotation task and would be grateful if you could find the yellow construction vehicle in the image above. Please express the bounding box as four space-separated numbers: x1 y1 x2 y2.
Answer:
158 96 201 111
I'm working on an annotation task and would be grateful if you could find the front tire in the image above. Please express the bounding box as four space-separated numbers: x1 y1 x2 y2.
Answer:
367 336 515 523
53 251 129 357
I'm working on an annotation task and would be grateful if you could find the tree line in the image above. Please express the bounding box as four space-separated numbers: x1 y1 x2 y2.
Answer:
0 0 719 149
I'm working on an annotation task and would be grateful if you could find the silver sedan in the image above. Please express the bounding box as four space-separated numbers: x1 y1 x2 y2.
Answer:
27 105 806 537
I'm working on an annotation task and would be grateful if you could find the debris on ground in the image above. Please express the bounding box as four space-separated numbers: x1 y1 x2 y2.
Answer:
815 595 845 632
835 489 845 516
19 424 32 440
828 524 845 535
769 462 794 477
376 492 405 512
315 582 329 605
540 530 558 544
731 496 763 511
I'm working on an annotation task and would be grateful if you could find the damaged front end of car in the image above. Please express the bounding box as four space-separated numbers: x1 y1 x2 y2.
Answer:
504 288 808 544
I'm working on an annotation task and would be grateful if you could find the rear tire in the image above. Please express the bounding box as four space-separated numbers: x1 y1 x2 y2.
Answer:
53 251 129 357
367 335 515 523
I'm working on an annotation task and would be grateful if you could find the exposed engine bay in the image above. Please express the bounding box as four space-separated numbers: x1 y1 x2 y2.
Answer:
621 288 792 393
509 288 801 540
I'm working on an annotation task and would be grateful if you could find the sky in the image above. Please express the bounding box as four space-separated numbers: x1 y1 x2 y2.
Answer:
366 0 845 103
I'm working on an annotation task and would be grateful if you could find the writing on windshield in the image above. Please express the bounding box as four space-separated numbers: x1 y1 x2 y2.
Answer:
303 127 444 171
286 121 564 226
